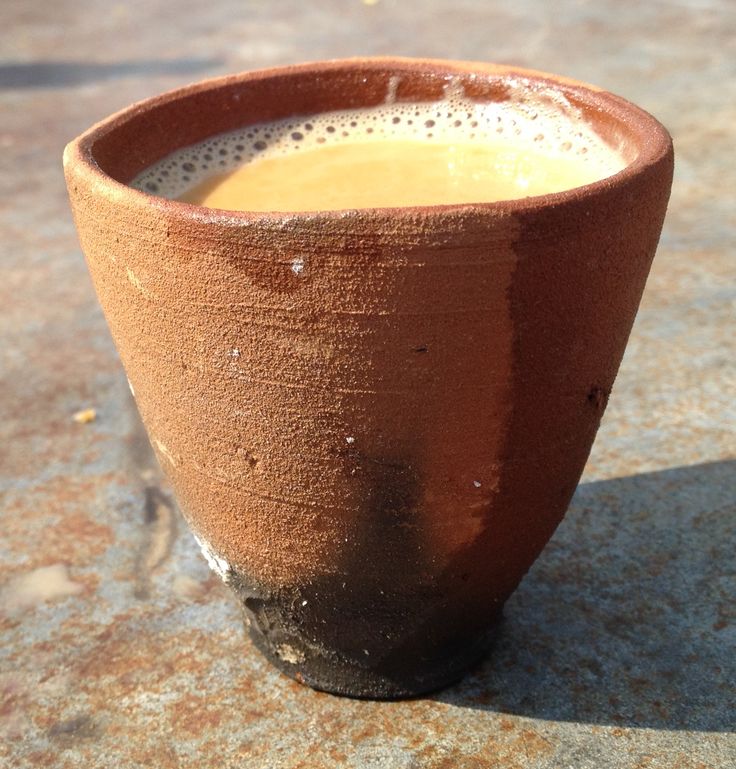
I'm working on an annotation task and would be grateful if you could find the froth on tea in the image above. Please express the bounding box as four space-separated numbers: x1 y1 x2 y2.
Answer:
133 87 627 211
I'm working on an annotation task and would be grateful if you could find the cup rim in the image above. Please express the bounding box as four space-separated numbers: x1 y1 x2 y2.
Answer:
64 56 673 223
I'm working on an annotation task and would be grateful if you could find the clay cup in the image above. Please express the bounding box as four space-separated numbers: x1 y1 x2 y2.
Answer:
64 58 673 698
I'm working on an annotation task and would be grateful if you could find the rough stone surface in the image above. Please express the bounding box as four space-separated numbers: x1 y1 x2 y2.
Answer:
1 0 734 767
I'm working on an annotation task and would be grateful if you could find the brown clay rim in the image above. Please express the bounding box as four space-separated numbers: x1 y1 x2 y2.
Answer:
65 57 673 223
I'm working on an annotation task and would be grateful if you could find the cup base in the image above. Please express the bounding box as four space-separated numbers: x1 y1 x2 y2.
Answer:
245 620 495 699
230 566 501 699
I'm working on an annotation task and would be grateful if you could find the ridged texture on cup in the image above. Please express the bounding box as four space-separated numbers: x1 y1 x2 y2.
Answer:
64 59 673 698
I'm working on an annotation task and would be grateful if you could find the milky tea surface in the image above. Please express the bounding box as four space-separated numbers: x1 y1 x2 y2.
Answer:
133 82 626 211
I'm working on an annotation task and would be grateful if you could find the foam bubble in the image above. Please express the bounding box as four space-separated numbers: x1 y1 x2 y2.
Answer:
132 83 626 200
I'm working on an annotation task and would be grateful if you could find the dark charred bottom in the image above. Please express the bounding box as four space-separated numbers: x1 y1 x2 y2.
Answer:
229 567 501 698
226 453 506 697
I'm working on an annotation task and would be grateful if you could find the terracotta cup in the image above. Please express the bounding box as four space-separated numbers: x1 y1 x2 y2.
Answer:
64 58 673 698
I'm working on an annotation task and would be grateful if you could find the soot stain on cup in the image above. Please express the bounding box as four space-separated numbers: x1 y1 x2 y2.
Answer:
226 446 499 697
225 451 467 696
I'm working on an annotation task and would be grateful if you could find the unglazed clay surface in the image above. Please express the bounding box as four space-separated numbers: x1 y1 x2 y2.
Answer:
64 59 673 697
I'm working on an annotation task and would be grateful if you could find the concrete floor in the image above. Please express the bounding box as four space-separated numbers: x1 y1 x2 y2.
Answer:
1 1 734 767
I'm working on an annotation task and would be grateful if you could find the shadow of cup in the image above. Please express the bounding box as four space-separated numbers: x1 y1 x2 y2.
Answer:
439 461 734 732
63 58 673 698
